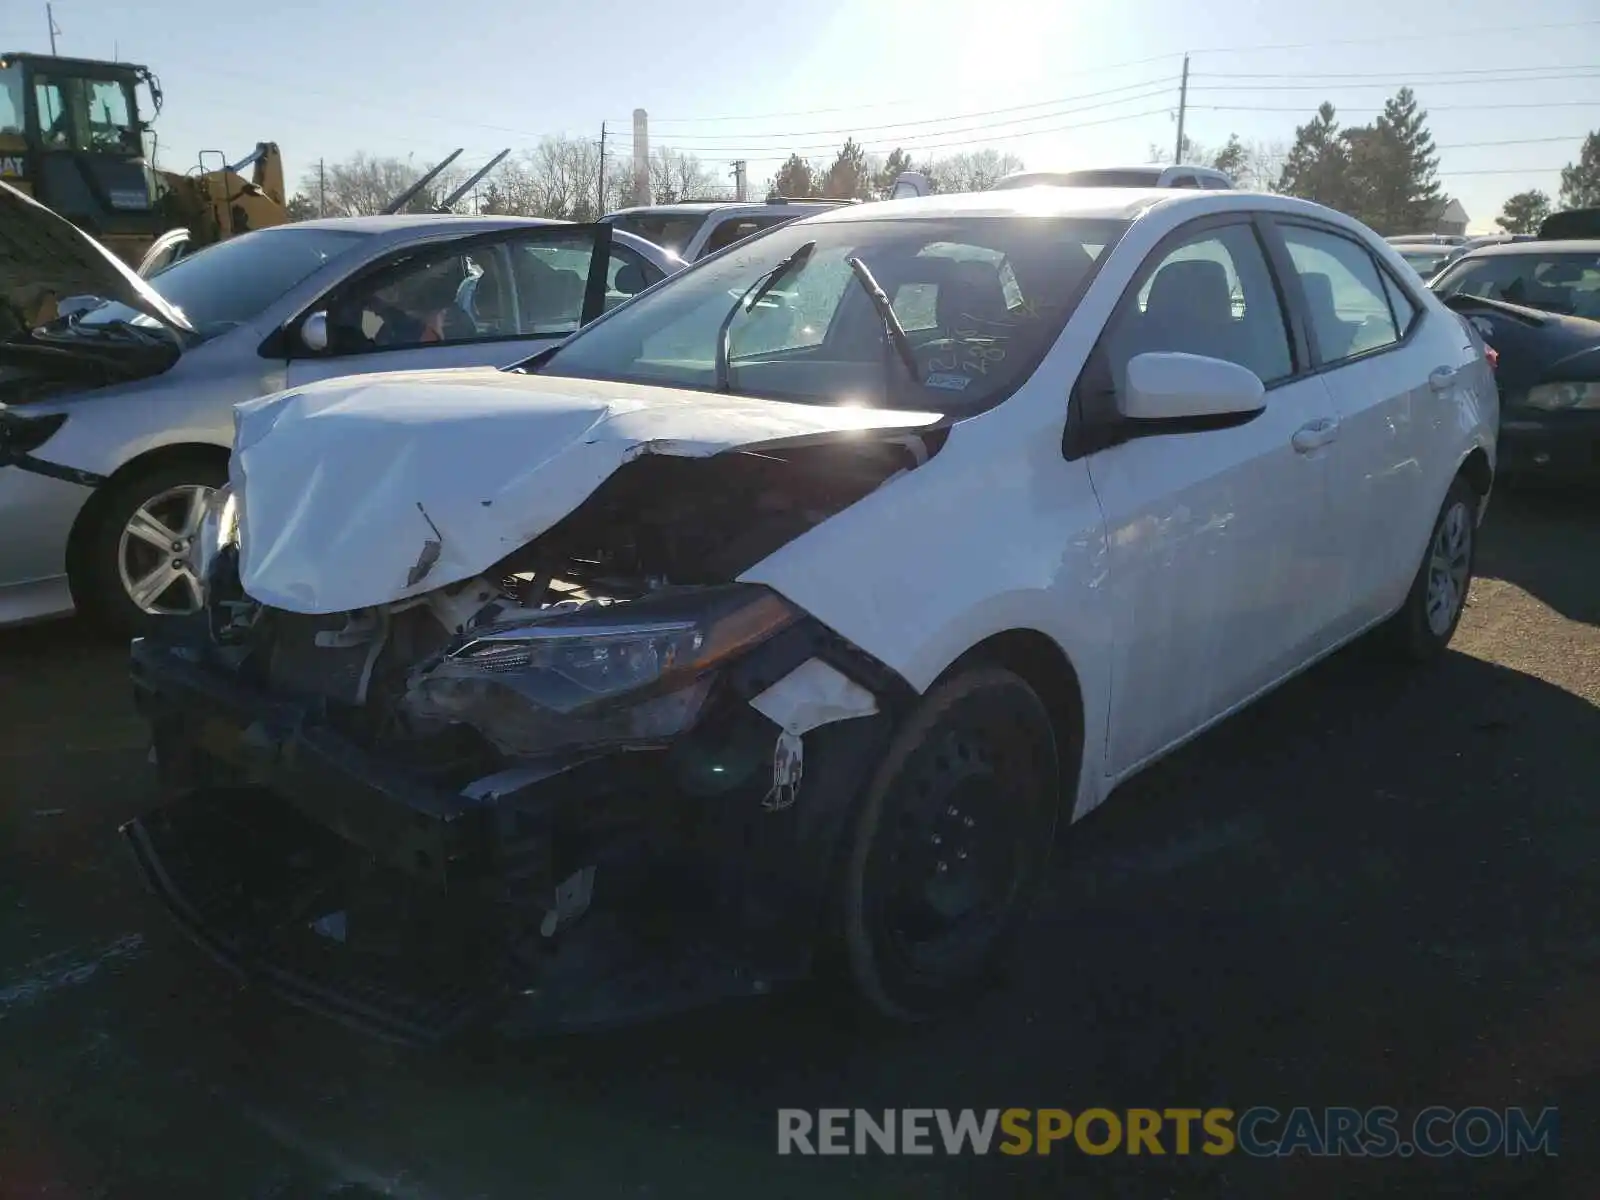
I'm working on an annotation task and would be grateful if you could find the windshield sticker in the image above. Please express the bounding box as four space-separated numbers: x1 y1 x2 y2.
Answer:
924 372 972 391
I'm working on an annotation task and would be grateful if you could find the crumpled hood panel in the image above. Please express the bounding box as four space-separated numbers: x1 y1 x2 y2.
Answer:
232 368 940 614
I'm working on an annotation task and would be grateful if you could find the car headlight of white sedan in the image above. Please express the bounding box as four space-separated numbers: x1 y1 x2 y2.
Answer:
1524 382 1600 411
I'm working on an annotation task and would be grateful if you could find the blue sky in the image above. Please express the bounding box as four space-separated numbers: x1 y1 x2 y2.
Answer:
3 0 1597 229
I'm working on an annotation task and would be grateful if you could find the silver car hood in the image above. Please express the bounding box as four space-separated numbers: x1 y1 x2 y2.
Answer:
0 180 193 334
231 368 942 614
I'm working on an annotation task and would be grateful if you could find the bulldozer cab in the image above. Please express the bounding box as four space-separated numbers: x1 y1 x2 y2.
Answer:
0 51 164 265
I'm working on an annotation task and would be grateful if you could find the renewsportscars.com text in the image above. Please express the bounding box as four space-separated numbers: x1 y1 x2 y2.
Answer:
776 1107 1559 1157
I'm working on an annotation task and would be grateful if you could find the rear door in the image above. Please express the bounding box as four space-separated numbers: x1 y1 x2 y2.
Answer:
1078 214 1342 776
283 225 615 389
1264 219 1437 634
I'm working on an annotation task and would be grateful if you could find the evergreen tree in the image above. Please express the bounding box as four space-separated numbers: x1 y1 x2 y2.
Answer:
1277 103 1350 210
1559 131 1600 209
770 153 815 199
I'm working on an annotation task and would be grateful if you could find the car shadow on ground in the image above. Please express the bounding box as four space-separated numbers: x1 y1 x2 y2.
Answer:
1478 486 1599 626
39 630 1590 1199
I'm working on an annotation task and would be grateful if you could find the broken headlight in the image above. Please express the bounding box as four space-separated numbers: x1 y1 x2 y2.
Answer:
189 482 242 585
403 585 799 756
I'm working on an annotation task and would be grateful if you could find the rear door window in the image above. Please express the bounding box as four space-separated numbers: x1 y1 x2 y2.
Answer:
1280 225 1401 363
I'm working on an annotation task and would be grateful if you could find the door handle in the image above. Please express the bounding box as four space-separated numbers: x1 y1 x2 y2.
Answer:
1291 417 1339 454
1429 365 1458 393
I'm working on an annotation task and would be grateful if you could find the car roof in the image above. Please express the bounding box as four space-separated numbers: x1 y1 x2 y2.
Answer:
285 214 565 234
792 187 1338 226
1452 239 1600 258
605 201 846 217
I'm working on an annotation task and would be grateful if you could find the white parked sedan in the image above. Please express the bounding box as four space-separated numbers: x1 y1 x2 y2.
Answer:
122 187 1496 1039
0 183 683 633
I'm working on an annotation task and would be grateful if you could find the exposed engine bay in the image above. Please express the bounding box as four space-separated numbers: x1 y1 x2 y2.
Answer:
210 435 930 758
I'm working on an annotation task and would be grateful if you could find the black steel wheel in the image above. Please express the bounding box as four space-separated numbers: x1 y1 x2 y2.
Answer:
839 664 1061 1020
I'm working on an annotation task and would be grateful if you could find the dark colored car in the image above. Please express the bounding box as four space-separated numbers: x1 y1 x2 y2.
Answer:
1430 239 1600 484
1438 291 1600 484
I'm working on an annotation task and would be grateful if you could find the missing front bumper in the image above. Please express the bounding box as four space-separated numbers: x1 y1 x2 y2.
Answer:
124 624 908 1042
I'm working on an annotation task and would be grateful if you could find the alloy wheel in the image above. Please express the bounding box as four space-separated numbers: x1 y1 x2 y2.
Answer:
116 484 214 616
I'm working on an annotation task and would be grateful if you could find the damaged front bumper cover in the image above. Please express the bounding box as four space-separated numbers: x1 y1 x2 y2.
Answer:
122 619 912 1044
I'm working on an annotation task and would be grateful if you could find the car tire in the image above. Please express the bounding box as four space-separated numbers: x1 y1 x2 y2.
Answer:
837 664 1061 1021
1384 474 1478 661
75 457 227 639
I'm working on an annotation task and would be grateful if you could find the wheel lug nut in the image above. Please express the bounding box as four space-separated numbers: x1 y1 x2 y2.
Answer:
936 861 948 874
945 806 957 817
963 816 975 828
957 850 967 860
930 834 942 846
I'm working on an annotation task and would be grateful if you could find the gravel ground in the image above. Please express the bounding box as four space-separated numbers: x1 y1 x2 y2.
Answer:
1 488 1596 1199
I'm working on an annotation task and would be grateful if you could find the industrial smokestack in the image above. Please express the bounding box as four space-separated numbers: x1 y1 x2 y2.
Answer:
632 108 650 206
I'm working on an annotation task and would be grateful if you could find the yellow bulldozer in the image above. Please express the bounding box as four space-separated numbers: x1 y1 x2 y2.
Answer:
0 50 289 275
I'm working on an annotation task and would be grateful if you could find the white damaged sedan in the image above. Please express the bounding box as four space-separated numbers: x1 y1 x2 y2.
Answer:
124 188 1496 1040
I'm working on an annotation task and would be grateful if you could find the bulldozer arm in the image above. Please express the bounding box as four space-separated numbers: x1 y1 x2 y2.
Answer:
153 142 290 256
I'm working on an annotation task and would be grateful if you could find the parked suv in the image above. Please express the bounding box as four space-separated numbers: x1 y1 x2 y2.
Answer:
602 197 858 261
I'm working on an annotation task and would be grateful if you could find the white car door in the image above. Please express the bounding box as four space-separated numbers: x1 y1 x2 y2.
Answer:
1073 215 1344 777
1269 220 1434 635
283 225 625 388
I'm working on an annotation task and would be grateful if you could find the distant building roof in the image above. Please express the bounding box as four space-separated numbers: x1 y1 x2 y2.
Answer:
1426 198 1470 224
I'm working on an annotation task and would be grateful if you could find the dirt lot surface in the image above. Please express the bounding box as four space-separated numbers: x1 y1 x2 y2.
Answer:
2 490 1597 1199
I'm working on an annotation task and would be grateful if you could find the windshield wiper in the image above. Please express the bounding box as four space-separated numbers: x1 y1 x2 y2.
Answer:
845 256 919 382
714 240 815 392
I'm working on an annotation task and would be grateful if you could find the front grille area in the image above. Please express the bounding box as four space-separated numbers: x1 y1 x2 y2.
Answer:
123 788 509 1044
264 612 375 704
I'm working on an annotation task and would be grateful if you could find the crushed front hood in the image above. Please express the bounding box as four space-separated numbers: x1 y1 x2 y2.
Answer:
232 368 942 613
0 180 192 335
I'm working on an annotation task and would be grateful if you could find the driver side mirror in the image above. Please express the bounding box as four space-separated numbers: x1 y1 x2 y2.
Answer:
1121 351 1265 421
300 311 329 354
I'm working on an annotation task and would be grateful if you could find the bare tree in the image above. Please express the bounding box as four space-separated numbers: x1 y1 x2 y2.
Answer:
925 149 1024 193
649 147 720 202
296 151 468 216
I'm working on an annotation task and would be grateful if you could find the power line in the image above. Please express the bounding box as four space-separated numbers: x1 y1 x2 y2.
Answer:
632 87 1180 154
608 24 1597 127
1183 17 1600 55
1435 134 1593 149
1198 63 1600 80
1442 166 1572 175
628 52 1187 125
627 107 1179 161
1190 71 1600 92
1195 100 1600 113
610 76 1178 144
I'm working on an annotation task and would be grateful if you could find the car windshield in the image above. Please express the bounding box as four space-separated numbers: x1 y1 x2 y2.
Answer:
539 215 1129 411
606 212 712 257
1430 250 1600 318
1401 249 1455 277
76 227 371 340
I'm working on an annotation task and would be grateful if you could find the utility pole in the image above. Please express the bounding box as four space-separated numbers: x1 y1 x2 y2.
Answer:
1174 53 1190 165
46 3 59 54
598 121 607 214
730 159 747 202
318 158 326 217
